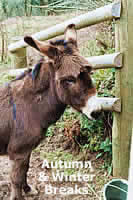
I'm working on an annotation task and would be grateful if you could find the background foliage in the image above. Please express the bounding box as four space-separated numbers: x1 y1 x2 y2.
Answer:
0 0 113 20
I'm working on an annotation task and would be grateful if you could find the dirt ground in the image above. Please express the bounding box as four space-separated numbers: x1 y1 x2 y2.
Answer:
0 15 111 200
0 134 111 200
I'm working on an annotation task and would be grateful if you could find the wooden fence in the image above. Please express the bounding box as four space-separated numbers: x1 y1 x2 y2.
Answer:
8 0 133 179
8 1 121 68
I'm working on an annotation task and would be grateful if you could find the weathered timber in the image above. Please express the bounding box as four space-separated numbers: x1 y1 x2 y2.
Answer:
94 97 121 113
8 68 29 77
8 1 121 53
10 37 27 69
87 52 122 69
112 0 133 178
8 52 122 76
10 48 27 69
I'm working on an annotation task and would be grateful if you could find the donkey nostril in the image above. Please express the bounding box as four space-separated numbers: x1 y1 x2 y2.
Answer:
91 111 101 120
90 71 94 75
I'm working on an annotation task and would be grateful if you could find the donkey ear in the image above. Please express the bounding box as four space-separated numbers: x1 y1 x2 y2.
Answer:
64 24 77 46
24 36 60 59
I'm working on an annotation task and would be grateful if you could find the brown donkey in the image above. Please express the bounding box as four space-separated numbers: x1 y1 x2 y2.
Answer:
0 24 97 200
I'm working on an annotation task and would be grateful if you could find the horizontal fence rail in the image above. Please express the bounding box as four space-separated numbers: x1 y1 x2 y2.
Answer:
8 0 121 53
8 52 122 77
94 97 121 113
87 52 122 69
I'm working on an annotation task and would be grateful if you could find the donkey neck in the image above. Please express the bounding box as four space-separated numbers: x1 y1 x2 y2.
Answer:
34 64 66 129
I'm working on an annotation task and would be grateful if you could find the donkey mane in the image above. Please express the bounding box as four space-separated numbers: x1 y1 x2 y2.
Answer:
50 39 67 46
50 39 74 55
12 58 44 83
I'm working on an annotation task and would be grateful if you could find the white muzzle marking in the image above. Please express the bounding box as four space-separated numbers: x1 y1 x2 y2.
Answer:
81 95 101 120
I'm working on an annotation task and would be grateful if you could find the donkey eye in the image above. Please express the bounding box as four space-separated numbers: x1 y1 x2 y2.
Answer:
64 76 76 84
61 77 76 89
60 76 76 88
66 78 76 84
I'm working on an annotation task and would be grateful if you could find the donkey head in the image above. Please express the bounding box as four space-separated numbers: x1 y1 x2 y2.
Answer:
24 24 97 119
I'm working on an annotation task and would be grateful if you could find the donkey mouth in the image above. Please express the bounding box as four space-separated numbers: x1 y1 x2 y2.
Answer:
90 111 102 120
83 112 101 121
81 95 101 120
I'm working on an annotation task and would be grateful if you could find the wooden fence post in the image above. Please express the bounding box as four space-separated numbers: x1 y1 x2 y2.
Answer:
10 48 27 69
10 37 27 69
112 0 133 178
